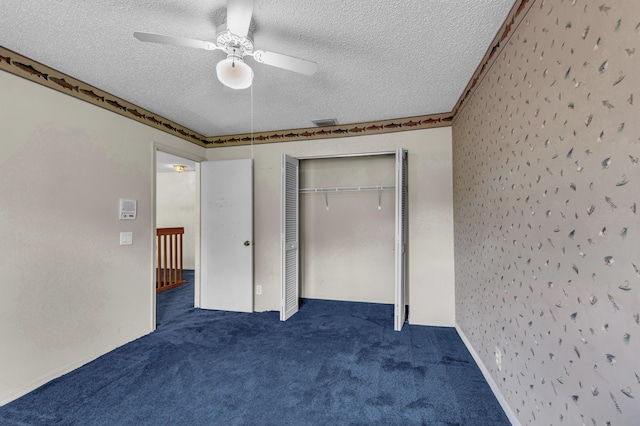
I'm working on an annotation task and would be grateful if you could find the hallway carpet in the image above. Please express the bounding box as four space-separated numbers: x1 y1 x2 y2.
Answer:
0 274 509 425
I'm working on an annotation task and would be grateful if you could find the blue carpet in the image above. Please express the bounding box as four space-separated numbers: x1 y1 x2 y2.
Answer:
0 272 509 425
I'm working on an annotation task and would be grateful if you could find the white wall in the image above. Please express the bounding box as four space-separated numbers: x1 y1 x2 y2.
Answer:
0 62 452 406
207 127 455 326
0 70 205 405
156 171 197 269
300 155 395 304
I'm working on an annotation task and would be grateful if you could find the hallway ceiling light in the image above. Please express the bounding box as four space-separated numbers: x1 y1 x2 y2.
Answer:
173 164 187 173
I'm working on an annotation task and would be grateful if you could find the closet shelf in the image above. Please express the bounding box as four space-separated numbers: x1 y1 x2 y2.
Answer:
299 185 394 193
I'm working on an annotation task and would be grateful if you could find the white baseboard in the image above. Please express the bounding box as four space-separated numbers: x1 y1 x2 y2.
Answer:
0 327 151 407
455 324 520 426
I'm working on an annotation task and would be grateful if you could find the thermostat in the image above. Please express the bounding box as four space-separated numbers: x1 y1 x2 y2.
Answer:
119 199 137 220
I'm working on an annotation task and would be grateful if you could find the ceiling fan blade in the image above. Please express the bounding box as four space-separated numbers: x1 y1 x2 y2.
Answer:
251 50 318 76
133 32 219 51
226 0 254 37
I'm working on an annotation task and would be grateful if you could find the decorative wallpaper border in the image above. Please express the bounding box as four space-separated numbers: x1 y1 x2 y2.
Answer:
207 113 453 146
452 0 533 119
0 45 451 148
0 46 209 147
1 1 527 149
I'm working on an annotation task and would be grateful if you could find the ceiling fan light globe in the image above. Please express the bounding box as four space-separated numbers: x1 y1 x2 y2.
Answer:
216 56 253 89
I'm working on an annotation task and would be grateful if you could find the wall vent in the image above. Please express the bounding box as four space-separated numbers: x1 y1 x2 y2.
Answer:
312 118 339 127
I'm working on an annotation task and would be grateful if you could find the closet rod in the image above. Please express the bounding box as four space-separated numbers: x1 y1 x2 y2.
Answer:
299 185 394 193
296 151 395 160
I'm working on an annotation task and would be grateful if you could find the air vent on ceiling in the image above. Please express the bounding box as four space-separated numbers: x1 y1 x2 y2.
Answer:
312 118 339 127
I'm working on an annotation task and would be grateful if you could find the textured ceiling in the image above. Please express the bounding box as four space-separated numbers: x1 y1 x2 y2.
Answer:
0 0 516 137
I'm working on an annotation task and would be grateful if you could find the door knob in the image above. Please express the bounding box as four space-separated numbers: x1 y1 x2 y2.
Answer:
244 241 251 246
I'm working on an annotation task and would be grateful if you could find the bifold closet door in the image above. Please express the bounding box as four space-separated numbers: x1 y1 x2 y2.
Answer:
281 154 299 321
200 159 253 313
394 148 408 331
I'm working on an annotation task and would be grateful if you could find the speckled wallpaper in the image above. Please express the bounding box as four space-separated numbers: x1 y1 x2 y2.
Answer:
453 1 639 425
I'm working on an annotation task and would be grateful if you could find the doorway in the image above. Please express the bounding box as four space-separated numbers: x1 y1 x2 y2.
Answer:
155 150 198 326
281 149 408 330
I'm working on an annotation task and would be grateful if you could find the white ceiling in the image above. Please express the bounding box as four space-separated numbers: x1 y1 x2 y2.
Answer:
0 0 516 138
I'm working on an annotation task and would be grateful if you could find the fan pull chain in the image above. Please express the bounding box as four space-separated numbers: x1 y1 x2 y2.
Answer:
250 80 254 160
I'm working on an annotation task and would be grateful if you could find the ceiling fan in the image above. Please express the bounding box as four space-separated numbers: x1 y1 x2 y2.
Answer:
134 0 318 89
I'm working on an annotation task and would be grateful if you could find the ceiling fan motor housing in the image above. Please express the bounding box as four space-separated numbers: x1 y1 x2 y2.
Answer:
215 24 254 56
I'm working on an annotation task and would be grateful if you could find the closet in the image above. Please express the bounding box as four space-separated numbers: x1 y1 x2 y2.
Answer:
281 149 407 330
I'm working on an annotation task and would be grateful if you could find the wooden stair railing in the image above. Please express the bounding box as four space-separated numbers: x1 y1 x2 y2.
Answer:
156 227 187 292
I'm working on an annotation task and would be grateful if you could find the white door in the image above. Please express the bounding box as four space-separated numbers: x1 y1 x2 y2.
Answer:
200 159 253 312
281 154 299 321
394 148 408 331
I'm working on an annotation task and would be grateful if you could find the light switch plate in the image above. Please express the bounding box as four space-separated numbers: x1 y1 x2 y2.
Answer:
120 232 133 245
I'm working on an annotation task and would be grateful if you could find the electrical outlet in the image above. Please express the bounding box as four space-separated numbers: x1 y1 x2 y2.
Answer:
256 285 262 295
495 346 502 371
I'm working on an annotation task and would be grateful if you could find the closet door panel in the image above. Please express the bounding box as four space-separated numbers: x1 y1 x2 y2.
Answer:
394 148 408 331
281 154 299 321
